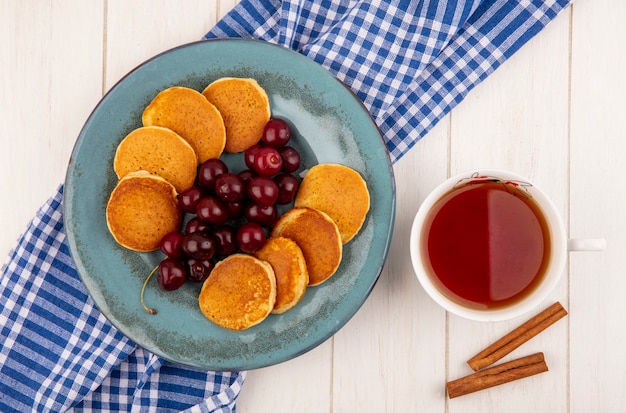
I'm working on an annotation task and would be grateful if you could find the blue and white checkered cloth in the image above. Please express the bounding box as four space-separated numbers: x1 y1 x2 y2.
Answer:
1 187 245 412
1 0 571 411
206 0 570 163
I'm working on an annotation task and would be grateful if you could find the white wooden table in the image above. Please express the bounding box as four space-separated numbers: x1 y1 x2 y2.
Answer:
2 1 624 412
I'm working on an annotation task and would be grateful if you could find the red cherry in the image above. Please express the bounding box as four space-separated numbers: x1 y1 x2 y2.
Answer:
186 258 214 283
158 258 187 291
181 232 217 260
196 196 229 225
237 222 267 252
247 176 279 206
252 147 283 176
197 158 228 191
262 118 291 147
179 186 205 213
278 146 301 173
244 144 263 170
244 203 277 227
159 231 185 258
185 217 211 234
274 173 299 204
225 201 244 219
212 225 238 256
215 173 246 203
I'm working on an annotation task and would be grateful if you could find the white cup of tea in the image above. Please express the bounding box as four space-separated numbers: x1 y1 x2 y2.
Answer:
410 169 605 322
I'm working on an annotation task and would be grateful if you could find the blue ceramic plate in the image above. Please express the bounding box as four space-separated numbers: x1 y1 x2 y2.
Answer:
64 39 395 370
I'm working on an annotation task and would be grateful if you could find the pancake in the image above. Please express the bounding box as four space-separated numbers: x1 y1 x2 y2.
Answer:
254 236 308 314
113 126 197 193
271 207 342 286
295 164 370 244
142 86 226 162
199 254 276 331
106 171 182 252
202 77 270 153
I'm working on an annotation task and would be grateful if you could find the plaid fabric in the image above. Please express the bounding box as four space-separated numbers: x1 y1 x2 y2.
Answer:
0 187 244 412
206 0 571 163
1 0 570 411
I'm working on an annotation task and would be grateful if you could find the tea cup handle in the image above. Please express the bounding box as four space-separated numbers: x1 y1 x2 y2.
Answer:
568 238 606 251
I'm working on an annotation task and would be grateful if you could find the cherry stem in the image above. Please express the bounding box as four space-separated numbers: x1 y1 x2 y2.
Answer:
141 264 159 315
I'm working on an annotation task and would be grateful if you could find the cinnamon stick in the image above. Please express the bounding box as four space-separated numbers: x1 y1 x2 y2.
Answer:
447 352 548 398
467 302 567 371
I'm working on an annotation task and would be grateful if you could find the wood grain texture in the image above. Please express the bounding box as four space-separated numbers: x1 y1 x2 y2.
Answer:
105 0 218 88
0 0 103 257
2 0 625 412
569 0 626 411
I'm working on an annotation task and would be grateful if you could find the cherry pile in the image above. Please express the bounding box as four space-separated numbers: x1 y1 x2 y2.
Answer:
155 118 301 291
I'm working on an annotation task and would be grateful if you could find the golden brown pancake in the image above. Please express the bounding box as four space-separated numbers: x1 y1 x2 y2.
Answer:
201 77 270 153
254 237 308 314
106 171 182 252
199 254 276 331
271 207 342 286
142 86 226 162
295 164 370 244
113 126 197 193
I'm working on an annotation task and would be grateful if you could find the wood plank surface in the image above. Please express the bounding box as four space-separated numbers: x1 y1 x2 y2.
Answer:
0 0 103 256
570 0 626 411
1 1 625 412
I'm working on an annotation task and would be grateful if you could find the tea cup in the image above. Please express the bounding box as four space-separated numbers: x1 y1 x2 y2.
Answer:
409 169 605 322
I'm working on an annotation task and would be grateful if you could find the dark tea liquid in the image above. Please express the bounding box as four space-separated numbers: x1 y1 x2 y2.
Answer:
421 181 551 309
